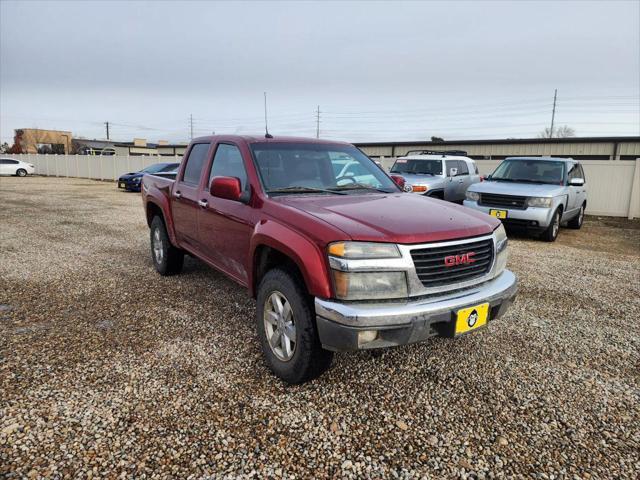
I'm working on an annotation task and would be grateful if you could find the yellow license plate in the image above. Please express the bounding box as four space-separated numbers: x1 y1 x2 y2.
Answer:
489 209 508 219
455 303 489 335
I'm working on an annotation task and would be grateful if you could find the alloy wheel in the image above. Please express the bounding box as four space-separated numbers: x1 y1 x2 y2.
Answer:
263 291 297 361
153 228 164 264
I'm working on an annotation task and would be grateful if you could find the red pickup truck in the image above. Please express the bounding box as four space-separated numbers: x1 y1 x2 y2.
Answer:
142 135 517 383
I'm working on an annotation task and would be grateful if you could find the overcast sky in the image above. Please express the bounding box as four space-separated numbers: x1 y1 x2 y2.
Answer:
1 0 639 144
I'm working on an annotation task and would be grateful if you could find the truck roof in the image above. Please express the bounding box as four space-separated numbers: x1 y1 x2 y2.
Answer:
191 134 351 146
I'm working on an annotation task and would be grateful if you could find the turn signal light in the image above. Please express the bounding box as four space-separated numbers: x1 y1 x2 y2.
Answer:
411 185 428 192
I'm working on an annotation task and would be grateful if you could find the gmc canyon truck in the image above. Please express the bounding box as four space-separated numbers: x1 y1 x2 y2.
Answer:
141 135 517 383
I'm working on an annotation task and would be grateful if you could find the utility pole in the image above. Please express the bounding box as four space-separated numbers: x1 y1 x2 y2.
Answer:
189 114 194 140
549 89 557 138
104 121 110 140
316 105 321 139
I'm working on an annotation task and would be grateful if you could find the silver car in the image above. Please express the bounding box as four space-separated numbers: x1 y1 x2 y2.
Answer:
463 157 587 242
389 151 482 202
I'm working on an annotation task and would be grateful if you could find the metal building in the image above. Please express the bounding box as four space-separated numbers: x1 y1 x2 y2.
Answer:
355 136 640 161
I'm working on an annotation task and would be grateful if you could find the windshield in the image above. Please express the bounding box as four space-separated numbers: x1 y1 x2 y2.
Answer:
141 163 178 174
250 143 398 195
390 158 443 176
491 159 566 184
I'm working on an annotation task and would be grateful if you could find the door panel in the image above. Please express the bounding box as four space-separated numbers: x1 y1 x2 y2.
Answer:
173 143 211 250
198 143 254 284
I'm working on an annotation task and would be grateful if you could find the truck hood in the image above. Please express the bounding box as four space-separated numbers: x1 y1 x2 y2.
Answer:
274 193 499 244
394 173 445 188
469 180 565 197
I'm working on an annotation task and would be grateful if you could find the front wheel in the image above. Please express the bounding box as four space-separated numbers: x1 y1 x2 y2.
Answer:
150 216 184 275
568 204 585 229
16 169 27 177
256 268 333 384
541 208 561 242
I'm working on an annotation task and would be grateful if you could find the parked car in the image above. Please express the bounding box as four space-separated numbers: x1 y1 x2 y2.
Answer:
463 157 587 242
0 158 35 177
118 162 179 191
389 151 482 202
142 135 517 383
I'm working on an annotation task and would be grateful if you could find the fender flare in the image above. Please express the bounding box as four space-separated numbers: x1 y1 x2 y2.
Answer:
146 197 178 246
249 220 332 299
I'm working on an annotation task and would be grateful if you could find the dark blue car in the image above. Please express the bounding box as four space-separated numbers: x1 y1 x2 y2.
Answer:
118 162 179 191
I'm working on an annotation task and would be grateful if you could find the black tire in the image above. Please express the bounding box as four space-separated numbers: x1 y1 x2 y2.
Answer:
256 268 333 384
541 208 561 242
16 169 27 177
568 204 585 229
150 216 184 275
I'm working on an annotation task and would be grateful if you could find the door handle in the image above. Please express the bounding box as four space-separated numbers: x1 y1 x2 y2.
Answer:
198 200 208 208
175 191 182 199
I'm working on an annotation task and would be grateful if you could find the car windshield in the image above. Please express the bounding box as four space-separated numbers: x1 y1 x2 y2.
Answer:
250 143 398 195
141 163 178 174
491 159 565 185
390 159 443 176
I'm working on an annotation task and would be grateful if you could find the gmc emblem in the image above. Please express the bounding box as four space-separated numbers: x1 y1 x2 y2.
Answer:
444 252 476 267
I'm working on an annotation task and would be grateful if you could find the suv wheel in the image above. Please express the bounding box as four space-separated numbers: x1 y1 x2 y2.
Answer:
568 204 585 229
256 268 333 384
16 169 27 177
150 216 184 275
542 208 561 242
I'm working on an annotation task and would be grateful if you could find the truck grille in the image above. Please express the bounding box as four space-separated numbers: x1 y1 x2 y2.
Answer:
410 238 494 288
479 193 527 210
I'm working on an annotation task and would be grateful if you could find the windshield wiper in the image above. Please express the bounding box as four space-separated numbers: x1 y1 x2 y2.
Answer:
267 186 347 195
491 177 514 182
331 183 393 193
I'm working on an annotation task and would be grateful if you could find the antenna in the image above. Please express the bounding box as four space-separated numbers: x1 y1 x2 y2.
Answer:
264 92 273 139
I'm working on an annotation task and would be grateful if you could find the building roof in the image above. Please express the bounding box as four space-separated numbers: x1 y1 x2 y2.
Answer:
354 136 640 147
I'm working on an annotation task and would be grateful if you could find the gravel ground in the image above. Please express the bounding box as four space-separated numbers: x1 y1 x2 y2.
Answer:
1 176 639 479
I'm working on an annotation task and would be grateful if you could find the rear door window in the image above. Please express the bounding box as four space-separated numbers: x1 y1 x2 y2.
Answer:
182 143 210 185
456 160 469 175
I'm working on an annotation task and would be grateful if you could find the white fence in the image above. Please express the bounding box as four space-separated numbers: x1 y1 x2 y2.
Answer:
3 153 640 219
1 153 182 181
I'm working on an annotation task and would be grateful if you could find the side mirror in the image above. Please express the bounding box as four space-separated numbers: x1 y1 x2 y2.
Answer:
210 176 242 201
449 167 458 177
390 174 406 190
569 178 585 187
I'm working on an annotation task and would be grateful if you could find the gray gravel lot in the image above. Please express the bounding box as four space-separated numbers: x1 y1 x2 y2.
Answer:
1 176 639 479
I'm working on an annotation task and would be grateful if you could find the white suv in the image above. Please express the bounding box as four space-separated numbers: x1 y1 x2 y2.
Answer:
389 151 482 202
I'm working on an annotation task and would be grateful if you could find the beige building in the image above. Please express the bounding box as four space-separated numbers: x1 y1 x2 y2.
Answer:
12 128 73 154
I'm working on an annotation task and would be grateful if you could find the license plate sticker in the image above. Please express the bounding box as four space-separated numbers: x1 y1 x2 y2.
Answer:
455 303 489 335
489 209 508 219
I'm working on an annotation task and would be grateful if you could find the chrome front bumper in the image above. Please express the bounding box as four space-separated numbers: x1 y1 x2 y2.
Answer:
315 270 517 351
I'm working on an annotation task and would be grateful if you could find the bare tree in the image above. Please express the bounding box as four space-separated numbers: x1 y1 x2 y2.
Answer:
537 125 576 138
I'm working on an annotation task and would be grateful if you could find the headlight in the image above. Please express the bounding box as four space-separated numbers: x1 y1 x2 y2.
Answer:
328 242 400 259
132 177 141 183
466 191 480 201
494 224 508 275
332 271 407 300
526 196 552 208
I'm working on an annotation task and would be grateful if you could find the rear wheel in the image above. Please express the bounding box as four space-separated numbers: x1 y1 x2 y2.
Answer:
541 208 561 242
150 216 184 275
16 169 27 177
256 268 333 384
568 204 585 229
